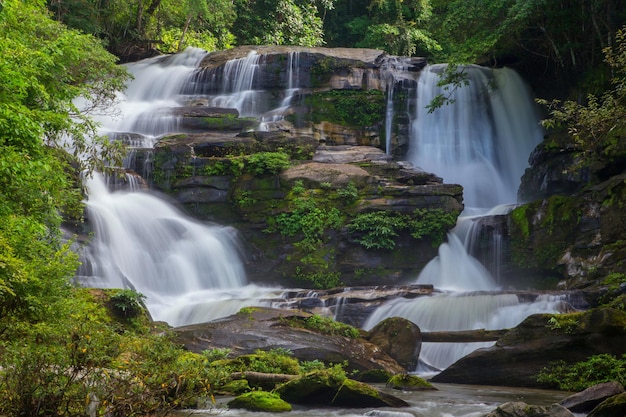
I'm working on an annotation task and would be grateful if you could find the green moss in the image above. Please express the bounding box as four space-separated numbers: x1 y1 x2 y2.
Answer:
303 89 385 128
227 391 292 412
510 205 530 237
282 314 361 338
387 374 436 391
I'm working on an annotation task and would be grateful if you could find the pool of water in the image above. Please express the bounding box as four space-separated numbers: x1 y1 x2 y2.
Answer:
173 382 571 417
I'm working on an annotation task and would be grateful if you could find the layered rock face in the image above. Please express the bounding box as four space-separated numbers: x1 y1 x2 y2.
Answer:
137 46 460 288
504 125 626 293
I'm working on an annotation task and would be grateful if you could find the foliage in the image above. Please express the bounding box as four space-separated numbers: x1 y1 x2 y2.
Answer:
49 0 236 55
294 267 342 289
232 0 334 47
336 181 360 203
284 314 361 338
408 208 458 246
305 89 386 127
0 290 220 416
348 211 407 250
536 354 626 391
546 314 581 334
537 25 626 158
266 184 344 251
203 348 232 362
348 208 457 250
109 289 146 319
245 151 291 175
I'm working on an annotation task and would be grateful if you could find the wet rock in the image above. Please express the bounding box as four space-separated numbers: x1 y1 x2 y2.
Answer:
432 308 626 387
483 401 574 417
366 317 422 370
559 381 625 413
281 161 373 187
173 307 406 375
227 391 292 412
587 392 626 417
275 369 410 408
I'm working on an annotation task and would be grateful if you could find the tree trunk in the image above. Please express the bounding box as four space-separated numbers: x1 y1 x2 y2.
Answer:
178 15 192 52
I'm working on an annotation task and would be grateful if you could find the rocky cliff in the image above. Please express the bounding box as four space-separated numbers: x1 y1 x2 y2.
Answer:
134 46 460 288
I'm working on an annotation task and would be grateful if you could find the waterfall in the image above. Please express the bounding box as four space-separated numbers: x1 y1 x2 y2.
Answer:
78 49 566 374
362 63 554 371
77 48 257 324
207 51 265 117
363 292 573 372
407 64 542 210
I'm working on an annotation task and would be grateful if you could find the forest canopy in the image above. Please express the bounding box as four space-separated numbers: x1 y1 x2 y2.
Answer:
45 0 625 91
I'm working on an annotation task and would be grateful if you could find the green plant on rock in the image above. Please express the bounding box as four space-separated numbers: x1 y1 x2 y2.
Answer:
284 314 361 339
267 187 343 251
245 151 291 175
305 89 386 127
348 208 458 250
109 289 146 319
546 313 581 334
335 181 360 204
408 208 458 247
348 211 407 250
226 349 301 375
293 267 342 289
536 353 626 391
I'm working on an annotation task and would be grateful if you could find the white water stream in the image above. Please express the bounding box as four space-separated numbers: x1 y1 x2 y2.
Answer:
78 48 572 382
360 63 565 372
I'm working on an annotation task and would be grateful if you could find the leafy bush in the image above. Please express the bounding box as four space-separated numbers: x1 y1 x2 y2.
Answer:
348 208 458 250
109 289 146 319
536 354 626 391
245 151 291 175
348 211 407 250
408 208 458 246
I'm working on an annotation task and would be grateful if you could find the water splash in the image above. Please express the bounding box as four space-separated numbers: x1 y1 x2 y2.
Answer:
416 233 496 291
363 292 572 371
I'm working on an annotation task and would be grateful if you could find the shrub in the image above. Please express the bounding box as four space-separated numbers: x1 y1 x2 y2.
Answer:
536 353 626 391
348 211 407 250
245 151 290 175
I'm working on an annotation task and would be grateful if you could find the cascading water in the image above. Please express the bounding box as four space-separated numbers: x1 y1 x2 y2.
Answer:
78 48 281 325
363 292 573 372
361 64 565 373
408 64 543 209
80 48 570 379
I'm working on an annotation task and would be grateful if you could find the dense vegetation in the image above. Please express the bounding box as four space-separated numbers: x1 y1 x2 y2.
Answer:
1 0 626 413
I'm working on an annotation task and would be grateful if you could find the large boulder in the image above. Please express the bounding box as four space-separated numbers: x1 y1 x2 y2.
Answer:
432 308 626 387
173 307 406 375
275 369 409 408
366 317 422 370
587 392 626 417
559 381 625 413
483 402 574 417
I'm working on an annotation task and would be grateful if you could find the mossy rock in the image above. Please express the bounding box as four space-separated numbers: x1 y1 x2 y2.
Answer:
587 392 626 417
227 391 292 412
354 369 393 383
276 369 409 408
387 374 436 391
218 379 250 395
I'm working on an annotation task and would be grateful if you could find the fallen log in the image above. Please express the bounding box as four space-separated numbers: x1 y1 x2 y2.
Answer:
230 371 298 384
421 329 508 343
